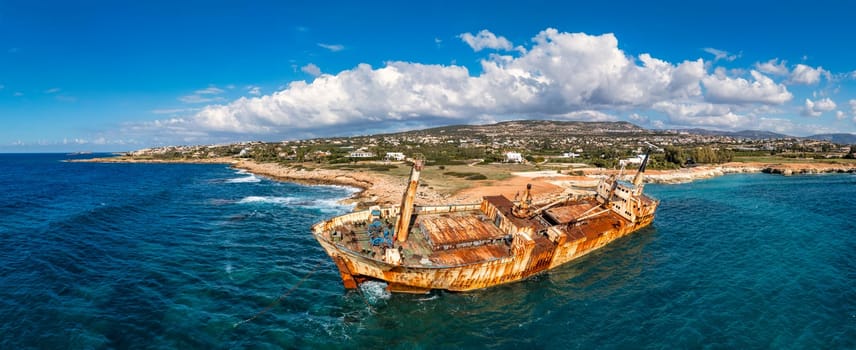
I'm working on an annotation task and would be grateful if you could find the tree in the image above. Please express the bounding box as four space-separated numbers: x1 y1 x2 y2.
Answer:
664 146 687 166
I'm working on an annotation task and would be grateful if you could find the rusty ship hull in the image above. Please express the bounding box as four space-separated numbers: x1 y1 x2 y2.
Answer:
312 157 658 293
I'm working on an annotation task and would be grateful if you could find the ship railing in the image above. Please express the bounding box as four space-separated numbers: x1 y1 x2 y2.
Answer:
415 204 481 214
317 203 480 229
316 210 373 232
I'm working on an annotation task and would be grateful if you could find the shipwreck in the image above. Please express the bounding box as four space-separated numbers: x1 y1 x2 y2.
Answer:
312 154 659 293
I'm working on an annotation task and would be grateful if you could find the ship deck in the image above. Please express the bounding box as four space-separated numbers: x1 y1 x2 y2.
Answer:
320 196 646 268
326 209 515 267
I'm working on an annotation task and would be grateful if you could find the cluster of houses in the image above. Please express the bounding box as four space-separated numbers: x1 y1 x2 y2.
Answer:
125 121 853 164
348 149 584 164
346 150 405 161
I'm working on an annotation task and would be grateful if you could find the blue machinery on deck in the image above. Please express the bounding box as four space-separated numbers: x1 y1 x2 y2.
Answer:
368 209 393 247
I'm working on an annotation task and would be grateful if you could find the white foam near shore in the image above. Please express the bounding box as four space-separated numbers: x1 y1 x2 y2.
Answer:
236 196 355 213
226 174 261 183
223 168 263 183
314 184 362 195
237 196 293 205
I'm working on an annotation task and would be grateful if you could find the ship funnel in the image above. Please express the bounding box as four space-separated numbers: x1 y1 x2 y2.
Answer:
631 152 650 187
395 159 423 242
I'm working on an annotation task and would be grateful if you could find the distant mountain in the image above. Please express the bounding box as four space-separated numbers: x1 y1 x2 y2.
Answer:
673 128 792 140
806 133 856 145
729 130 792 139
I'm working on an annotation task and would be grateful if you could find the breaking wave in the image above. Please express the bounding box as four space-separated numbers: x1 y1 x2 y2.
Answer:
237 196 292 205
226 174 261 183
226 169 262 184
236 196 354 212
223 169 262 183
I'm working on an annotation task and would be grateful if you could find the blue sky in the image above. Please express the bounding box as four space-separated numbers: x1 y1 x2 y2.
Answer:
2 0 856 152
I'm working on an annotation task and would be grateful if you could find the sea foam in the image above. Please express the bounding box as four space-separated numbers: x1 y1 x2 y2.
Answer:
226 175 261 183
358 281 391 304
237 196 293 205
236 196 354 212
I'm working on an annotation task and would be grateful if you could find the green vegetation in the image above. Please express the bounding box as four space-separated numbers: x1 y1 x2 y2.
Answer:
663 146 734 166
128 120 855 175
332 164 399 172
732 155 856 164
443 172 488 180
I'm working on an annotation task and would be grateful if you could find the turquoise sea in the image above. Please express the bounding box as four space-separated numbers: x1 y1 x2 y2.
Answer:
1 153 853 349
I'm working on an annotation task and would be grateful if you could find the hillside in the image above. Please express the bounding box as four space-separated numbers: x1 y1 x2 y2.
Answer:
673 128 792 140
807 133 856 145
381 120 648 139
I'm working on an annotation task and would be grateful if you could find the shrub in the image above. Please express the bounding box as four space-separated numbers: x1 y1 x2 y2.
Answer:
443 171 485 179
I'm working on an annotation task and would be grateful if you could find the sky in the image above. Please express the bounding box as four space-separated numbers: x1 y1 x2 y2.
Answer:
2 0 856 152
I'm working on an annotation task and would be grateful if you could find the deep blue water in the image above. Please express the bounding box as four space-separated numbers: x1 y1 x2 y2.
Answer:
0 153 853 349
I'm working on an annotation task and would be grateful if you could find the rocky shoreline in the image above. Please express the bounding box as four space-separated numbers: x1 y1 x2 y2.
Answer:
231 160 448 209
640 165 765 184
759 166 856 176
76 156 856 207
630 163 855 184
68 156 238 164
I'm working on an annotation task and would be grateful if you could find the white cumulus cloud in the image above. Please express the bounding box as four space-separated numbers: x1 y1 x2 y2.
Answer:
138 28 839 141
301 63 322 77
628 113 649 124
702 70 792 105
459 29 515 52
555 110 618 122
755 58 789 76
801 97 836 117
653 101 744 128
789 64 827 85
175 29 719 135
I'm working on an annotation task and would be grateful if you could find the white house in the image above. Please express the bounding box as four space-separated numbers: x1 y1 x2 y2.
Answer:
562 152 580 158
349 151 375 158
619 154 646 167
505 152 524 163
385 152 405 161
